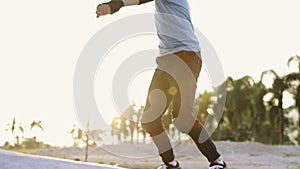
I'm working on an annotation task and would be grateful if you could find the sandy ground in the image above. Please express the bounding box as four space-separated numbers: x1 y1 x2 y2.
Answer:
31 141 300 169
0 149 125 169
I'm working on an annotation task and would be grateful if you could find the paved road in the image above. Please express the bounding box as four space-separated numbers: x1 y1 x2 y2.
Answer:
0 150 125 169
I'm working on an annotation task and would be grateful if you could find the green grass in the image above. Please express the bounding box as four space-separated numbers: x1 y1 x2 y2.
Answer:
286 165 300 169
98 158 105 164
0 147 45 154
109 161 117 165
284 153 296 158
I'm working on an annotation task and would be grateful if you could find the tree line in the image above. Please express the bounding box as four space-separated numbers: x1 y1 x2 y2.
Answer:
3 117 47 149
2 56 299 151
210 55 300 145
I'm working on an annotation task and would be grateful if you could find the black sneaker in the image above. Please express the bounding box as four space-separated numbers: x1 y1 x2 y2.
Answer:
157 161 181 169
209 160 227 169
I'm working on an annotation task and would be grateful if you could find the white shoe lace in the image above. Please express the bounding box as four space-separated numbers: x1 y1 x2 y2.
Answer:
157 161 178 169
209 165 225 169
209 160 226 169
157 164 168 169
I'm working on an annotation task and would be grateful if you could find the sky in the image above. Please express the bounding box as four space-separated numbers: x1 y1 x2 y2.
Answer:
0 0 299 146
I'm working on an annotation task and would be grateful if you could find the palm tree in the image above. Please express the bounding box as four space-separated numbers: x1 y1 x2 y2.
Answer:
17 123 25 146
11 117 16 134
259 55 300 144
30 121 44 131
136 106 145 143
287 55 300 72
29 120 44 142
251 74 268 142
111 117 122 144
197 91 212 124
261 70 288 144
69 125 83 147
85 121 90 162
122 105 137 143
287 55 300 130
5 118 25 146
224 76 255 141
295 86 300 130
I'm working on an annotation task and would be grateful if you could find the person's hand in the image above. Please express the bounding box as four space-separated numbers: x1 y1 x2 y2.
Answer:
96 4 111 18
96 0 124 18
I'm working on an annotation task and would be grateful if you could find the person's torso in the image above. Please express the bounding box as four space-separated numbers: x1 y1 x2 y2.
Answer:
155 0 200 55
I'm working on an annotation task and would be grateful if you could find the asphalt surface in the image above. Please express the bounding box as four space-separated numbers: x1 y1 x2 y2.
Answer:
0 149 125 169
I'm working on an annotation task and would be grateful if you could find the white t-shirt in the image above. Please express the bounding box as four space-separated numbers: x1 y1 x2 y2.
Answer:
155 0 200 55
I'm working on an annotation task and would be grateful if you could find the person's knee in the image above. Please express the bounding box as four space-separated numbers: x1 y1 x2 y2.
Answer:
172 114 199 133
174 120 203 134
173 121 193 134
141 122 164 137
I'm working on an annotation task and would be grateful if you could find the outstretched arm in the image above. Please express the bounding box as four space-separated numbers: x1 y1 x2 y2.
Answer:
96 0 153 18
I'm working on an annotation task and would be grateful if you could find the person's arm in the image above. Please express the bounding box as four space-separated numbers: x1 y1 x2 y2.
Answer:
96 0 153 18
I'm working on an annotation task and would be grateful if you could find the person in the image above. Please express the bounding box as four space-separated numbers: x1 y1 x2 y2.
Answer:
96 0 227 169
